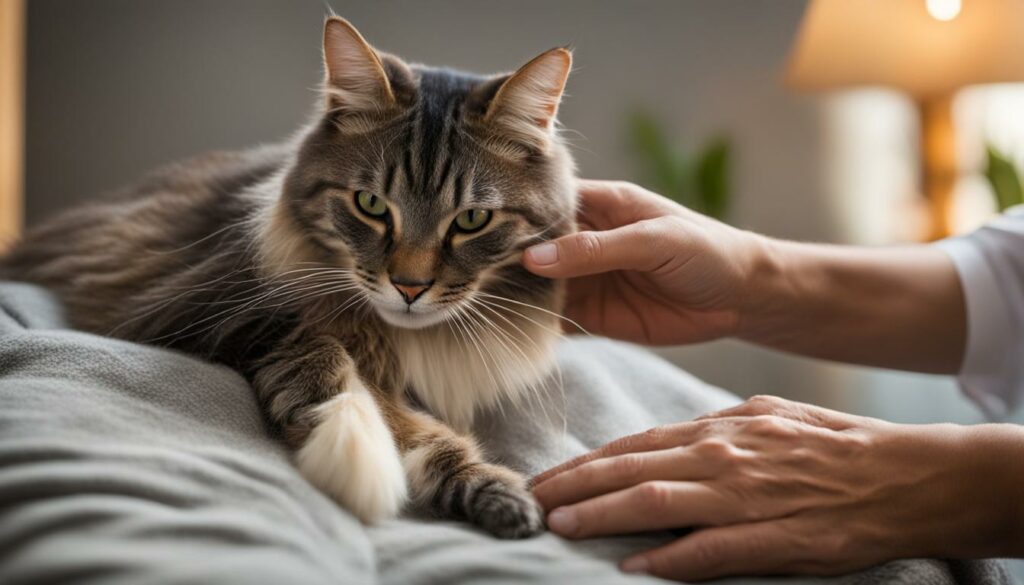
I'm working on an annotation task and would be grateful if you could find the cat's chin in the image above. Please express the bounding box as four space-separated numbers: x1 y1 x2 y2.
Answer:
375 305 451 330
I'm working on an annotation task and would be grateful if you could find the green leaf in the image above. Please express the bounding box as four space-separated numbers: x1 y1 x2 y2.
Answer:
693 137 731 220
984 144 1024 212
627 110 690 206
625 107 733 218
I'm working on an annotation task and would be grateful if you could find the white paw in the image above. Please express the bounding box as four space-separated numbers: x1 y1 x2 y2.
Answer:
295 385 408 523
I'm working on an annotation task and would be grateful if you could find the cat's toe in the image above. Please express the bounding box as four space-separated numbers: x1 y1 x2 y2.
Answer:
468 480 545 539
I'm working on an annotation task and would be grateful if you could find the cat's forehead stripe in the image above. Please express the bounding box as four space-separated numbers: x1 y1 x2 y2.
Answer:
452 172 464 209
383 162 396 196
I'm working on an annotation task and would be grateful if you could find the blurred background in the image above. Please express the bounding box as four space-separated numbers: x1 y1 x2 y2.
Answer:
4 0 1023 430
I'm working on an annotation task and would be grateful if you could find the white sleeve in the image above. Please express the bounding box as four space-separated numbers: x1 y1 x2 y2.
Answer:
934 205 1024 419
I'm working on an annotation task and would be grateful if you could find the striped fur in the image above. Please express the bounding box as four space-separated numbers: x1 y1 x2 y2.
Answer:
0 17 576 536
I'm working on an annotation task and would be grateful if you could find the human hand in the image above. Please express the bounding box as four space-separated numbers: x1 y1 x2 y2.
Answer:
522 180 768 345
532 396 1009 581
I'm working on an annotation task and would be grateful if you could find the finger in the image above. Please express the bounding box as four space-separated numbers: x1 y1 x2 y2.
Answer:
621 519 806 581
522 220 671 279
534 447 712 510
532 422 706 486
546 480 732 539
574 180 637 226
575 179 672 226
696 395 855 431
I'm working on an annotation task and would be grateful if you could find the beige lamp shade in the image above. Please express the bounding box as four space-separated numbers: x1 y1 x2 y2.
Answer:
786 0 1024 98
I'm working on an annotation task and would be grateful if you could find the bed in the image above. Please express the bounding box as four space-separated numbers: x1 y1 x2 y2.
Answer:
0 282 1011 584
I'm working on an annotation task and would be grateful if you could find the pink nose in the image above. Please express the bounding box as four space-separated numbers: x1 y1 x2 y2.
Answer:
390 278 433 304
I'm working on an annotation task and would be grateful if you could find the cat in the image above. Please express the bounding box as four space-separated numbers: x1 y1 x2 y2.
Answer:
0 17 577 538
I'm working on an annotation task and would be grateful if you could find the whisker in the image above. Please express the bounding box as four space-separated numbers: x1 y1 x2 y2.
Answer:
464 301 553 426
141 272 360 344
450 304 508 420
468 297 570 457
476 291 590 336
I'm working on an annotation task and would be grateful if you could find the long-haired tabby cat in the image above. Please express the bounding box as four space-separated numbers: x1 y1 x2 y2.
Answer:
0 17 577 538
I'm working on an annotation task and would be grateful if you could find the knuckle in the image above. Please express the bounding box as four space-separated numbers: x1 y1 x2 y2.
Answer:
611 453 645 481
599 434 640 459
694 437 739 462
610 180 640 197
632 218 662 243
837 430 873 457
638 426 669 448
655 214 687 234
746 415 793 437
572 460 598 483
688 537 726 570
574 231 604 264
634 481 674 512
746 394 784 413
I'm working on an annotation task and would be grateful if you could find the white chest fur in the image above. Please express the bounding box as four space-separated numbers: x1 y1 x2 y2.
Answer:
395 312 560 432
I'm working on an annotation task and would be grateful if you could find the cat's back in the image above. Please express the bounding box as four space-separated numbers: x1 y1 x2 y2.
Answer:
0 144 290 332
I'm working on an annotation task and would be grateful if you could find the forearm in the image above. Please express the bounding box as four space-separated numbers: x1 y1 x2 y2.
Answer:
737 238 966 374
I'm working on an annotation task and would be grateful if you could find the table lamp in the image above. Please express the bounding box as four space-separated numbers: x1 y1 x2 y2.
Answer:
785 0 1024 239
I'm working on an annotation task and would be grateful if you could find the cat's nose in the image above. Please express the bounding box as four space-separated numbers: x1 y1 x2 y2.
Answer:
390 277 434 305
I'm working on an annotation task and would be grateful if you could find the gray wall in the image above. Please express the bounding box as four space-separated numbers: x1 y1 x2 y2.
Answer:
27 0 823 236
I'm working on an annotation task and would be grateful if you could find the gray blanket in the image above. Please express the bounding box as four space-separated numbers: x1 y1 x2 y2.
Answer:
0 282 1012 585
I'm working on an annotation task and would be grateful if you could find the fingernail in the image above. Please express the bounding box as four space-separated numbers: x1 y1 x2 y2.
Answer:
621 557 650 574
526 243 558 266
547 507 578 535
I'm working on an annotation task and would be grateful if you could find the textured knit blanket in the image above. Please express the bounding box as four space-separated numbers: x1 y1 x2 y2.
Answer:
0 282 1013 584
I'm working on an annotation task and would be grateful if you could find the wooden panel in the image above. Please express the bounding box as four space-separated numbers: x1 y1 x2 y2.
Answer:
0 0 24 249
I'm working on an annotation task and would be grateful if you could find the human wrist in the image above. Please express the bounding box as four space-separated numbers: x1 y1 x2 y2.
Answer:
956 424 1024 555
732 236 802 344
895 423 1023 558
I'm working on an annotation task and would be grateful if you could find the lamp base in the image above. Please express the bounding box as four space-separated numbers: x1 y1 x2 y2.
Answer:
918 94 956 240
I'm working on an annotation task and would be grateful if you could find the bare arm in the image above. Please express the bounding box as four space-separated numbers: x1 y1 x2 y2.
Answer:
524 180 966 374
738 241 966 373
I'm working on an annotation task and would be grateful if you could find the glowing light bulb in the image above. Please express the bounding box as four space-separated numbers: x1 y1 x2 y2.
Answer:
926 0 962 21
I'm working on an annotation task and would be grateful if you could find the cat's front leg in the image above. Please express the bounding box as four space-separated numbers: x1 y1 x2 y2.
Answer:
388 407 544 539
251 333 407 523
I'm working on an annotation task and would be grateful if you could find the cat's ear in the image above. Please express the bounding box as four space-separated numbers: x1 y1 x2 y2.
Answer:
482 48 572 151
322 17 397 116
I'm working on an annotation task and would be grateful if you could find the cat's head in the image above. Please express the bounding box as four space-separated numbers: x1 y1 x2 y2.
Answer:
268 17 576 330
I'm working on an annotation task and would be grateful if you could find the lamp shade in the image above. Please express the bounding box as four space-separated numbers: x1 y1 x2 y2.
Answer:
786 0 1024 98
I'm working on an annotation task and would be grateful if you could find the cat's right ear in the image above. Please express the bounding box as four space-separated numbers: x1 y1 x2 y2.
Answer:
322 17 401 118
469 48 572 154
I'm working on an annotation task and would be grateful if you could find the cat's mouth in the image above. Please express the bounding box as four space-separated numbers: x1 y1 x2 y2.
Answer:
372 300 455 330
358 276 466 330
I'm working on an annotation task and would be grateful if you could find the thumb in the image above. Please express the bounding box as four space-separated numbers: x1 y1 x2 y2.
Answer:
523 221 665 278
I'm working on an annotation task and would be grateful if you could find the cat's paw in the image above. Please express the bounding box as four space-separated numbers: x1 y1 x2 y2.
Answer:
464 465 545 539
296 389 408 523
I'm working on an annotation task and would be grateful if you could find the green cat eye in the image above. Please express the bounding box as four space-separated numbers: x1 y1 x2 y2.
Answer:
453 209 492 233
355 191 388 218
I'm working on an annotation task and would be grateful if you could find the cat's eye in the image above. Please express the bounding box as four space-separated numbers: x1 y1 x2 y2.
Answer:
355 191 388 218
453 209 492 233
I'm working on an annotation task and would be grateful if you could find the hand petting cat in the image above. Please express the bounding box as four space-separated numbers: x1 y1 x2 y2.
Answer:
525 180 1019 580
523 179 764 345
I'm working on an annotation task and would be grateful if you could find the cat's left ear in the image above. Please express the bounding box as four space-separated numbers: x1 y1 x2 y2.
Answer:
481 48 572 152
322 17 399 117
